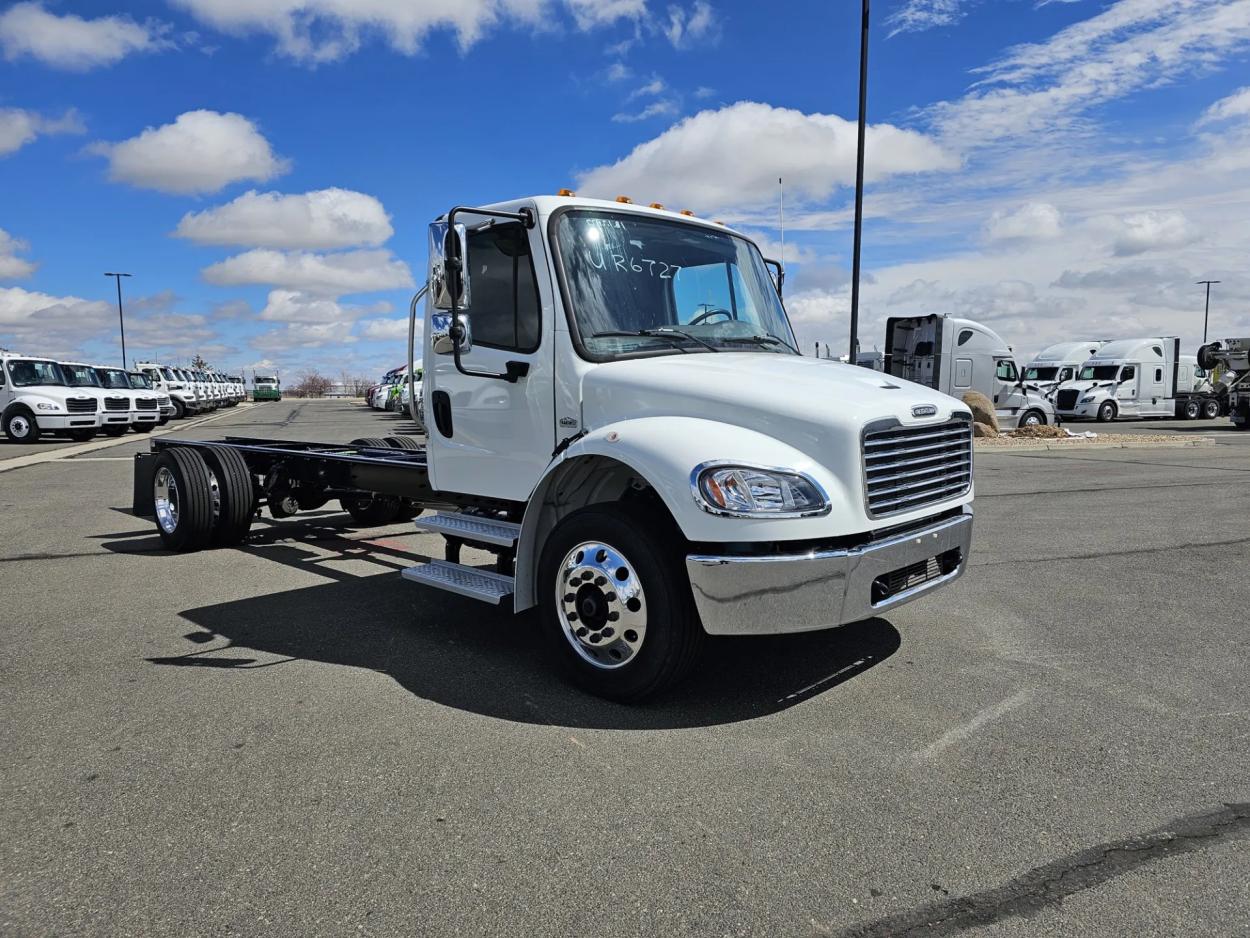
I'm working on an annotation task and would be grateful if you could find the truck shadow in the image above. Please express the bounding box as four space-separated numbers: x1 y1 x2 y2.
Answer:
165 575 900 729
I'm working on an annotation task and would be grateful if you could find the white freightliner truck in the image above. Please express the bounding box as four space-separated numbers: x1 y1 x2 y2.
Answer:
136 363 199 418
884 315 1057 428
1 351 101 442
1023 341 1106 399
134 195 975 700
94 364 162 434
1053 338 1216 421
1198 338 1250 429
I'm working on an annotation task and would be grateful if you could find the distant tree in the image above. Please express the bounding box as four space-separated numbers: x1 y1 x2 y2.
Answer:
292 369 332 398
191 354 209 370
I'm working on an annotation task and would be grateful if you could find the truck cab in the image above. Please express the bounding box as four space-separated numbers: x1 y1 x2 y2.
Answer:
1023 341 1106 399
129 370 174 423
95 365 161 434
1 352 101 443
253 374 281 401
883 314 1056 428
61 361 133 435
1054 338 1181 421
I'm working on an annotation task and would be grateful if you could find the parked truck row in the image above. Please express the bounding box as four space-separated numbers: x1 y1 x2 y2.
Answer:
1 349 246 443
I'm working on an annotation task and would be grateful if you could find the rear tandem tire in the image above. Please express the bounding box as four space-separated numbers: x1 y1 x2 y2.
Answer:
383 436 422 450
340 494 402 525
1183 400 1202 420
1203 399 1222 420
202 445 256 546
350 437 390 449
537 503 702 702
151 447 217 551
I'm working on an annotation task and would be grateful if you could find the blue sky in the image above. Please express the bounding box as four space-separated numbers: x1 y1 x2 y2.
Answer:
3 0 1250 380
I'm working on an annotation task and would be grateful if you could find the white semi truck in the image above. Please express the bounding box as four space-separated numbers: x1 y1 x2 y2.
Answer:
134 194 975 700
884 315 1057 428
1198 338 1250 429
136 363 200 418
93 365 162 434
1023 341 1106 398
59 362 134 436
1053 338 1217 421
1 351 101 442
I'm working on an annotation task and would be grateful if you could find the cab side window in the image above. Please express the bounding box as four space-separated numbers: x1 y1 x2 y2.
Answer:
995 359 1018 382
1120 365 1135 381
0 362 6 386
1059 367 1072 382
1154 367 1163 382
466 224 541 352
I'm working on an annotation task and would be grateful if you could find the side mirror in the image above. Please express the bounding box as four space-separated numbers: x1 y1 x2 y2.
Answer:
430 312 473 356
428 222 470 310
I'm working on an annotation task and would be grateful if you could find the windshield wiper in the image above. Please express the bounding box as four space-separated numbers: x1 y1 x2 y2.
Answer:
591 328 720 352
717 333 799 354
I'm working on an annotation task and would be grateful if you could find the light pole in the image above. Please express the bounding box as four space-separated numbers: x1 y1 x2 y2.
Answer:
104 272 132 368
848 0 870 364
1196 280 1219 343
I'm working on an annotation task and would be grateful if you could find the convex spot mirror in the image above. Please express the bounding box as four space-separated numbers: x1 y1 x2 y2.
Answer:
428 222 470 311
430 312 473 356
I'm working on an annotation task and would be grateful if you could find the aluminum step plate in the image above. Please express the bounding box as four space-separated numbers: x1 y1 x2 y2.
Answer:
413 512 520 547
401 560 514 605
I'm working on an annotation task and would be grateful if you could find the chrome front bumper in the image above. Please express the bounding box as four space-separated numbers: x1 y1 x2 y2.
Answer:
686 508 973 636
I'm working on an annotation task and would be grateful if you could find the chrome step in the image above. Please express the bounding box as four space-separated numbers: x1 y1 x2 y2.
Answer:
401 560 514 605
412 512 520 547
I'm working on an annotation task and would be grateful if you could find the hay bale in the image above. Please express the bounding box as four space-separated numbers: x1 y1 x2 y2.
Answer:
972 421 998 438
962 391 998 432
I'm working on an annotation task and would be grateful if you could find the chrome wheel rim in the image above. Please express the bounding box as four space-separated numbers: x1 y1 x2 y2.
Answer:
154 466 179 534
9 415 31 438
1022 412 1041 426
556 540 646 670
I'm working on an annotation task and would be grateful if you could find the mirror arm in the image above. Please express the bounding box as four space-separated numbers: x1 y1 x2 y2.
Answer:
444 204 535 384
407 282 429 424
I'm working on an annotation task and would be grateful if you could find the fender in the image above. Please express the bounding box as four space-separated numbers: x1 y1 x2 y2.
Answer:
3 400 36 424
513 415 858 610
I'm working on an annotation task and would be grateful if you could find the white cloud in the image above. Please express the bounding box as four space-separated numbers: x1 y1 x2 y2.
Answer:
174 188 393 249
172 0 644 63
605 61 631 82
578 101 957 214
1199 86 1250 125
1052 261 1192 290
612 99 679 123
1108 210 1199 256
251 321 357 350
0 285 112 352
887 0 965 37
628 77 666 99
89 110 289 195
0 107 84 157
358 316 415 341
259 289 390 323
662 1 718 48
0 228 37 279
0 2 171 70
202 248 414 293
985 202 1063 242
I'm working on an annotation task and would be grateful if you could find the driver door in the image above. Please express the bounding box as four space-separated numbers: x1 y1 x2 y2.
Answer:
425 219 555 501
1115 365 1139 414
993 358 1023 421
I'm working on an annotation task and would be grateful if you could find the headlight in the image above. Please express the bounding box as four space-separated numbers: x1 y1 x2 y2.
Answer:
692 463 830 517
1079 395 1096 403
35 402 61 411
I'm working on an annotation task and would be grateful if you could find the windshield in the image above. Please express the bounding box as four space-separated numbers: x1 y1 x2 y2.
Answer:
1024 366 1057 381
128 372 152 389
8 359 65 387
1079 365 1121 381
160 368 176 381
97 368 132 389
256 375 276 384
554 211 797 359
61 364 101 387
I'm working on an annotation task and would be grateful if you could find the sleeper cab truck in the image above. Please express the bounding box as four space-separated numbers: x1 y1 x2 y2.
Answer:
135 195 976 700
1053 338 1216 421
1 352 101 442
883 314 1057 428
1023 341 1106 400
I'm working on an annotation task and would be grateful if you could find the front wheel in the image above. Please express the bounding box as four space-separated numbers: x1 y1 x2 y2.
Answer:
1019 409 1045 428
3 409 40 443
538 504 702 702
1097 401 1117 422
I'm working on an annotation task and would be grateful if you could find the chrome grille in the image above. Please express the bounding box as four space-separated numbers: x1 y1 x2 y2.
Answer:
136 398 158 410
863 418 973 518
158 395 170 406
66 398 97 413
1056 389 1079 411
104 396 129 411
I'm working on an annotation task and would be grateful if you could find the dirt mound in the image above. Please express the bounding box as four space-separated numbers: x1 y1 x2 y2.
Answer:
962 391 998 432
972 421 998 438
1008 424 1068 439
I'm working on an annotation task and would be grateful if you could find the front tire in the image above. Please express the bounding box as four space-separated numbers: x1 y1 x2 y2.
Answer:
538 504 702 702
1097 401 1117 422
3 408 40 443
1019 409 1045 428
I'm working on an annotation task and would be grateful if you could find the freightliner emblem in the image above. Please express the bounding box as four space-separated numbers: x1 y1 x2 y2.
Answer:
911 404 938 418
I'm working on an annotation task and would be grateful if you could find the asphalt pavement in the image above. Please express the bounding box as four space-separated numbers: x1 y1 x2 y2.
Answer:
2 400 1247 937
